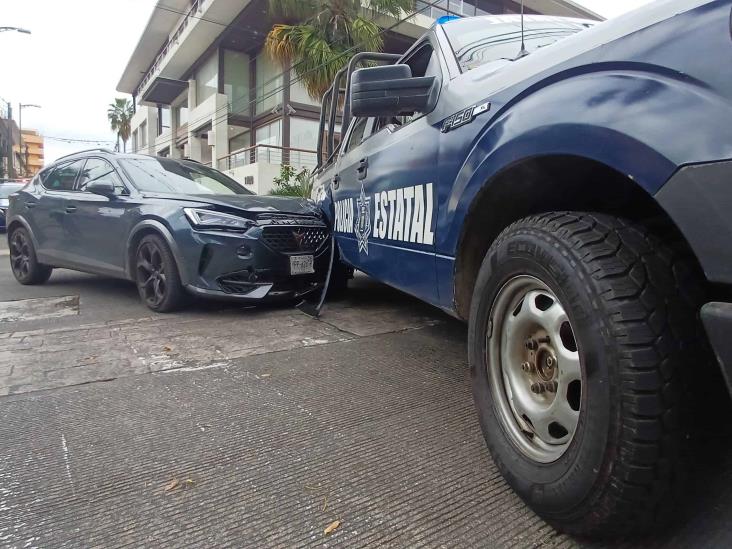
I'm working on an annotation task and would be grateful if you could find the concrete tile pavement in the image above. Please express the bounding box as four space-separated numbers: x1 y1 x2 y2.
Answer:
0 252 731 546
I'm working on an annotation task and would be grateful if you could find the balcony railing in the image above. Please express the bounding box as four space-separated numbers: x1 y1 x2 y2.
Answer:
217 144 318 172
136 0 203 98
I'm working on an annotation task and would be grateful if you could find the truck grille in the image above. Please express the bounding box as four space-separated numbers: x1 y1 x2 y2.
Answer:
261 226 328 253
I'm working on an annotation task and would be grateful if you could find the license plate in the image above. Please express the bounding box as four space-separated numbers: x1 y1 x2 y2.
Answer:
290 255 314 275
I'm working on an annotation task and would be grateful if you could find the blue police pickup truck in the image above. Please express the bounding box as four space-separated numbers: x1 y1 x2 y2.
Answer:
312 0 732 538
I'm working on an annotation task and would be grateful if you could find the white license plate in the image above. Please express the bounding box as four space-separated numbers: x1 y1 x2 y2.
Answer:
290 255 314 275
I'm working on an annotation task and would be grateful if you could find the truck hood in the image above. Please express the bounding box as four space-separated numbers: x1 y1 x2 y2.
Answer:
141 192 322 217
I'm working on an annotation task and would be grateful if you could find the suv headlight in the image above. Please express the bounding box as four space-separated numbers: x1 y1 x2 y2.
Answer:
184 208 254 231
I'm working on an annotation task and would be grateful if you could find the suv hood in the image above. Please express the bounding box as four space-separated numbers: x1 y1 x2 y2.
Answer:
141 192 321 218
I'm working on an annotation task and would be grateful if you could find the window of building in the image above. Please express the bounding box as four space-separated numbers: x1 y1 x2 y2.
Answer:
132 130 138 152
195 51 218 107
223 49 250 114
290 118 319 168
158 107 171 136
228 126 250 152
140 121 147 147
255 120 282 164
290 71 320 107
255 54 283 116
77 158 126 194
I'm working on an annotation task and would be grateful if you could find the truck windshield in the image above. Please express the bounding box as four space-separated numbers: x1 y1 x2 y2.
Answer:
120 157 253 195
442 17 593 72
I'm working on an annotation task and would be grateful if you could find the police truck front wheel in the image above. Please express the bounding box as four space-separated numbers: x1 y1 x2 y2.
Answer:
468 212 700 537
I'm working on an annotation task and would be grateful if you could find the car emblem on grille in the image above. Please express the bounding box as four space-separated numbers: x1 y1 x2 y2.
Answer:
292 230 306 250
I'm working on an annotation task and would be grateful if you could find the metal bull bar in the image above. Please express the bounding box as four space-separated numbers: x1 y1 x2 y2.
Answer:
316 52 401 171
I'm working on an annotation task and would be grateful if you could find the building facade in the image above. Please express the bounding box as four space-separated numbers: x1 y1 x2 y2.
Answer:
13 129 44 178
117 0 599 194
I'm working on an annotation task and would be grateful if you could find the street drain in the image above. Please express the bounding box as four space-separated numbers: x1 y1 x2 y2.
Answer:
0 295 80 322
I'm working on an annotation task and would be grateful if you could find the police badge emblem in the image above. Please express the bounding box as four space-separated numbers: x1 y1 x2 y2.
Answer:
354 182 372 254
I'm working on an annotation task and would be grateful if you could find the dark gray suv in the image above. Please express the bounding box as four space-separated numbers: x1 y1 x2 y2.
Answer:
7 149 329 311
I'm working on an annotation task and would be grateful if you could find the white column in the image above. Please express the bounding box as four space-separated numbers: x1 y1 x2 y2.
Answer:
169 107 182 159
186 79 201 160
211 94 229 170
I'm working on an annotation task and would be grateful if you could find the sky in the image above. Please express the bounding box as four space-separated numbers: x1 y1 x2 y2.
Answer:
1 0 655 166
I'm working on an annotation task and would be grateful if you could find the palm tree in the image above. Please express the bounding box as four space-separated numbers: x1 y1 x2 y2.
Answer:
265 0 414 99
107 98 134 152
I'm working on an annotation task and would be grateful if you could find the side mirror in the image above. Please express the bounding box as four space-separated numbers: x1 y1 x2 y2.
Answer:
350 64 438 118
86 180 116 197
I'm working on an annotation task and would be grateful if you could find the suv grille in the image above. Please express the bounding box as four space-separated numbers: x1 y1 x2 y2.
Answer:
262 226 328 253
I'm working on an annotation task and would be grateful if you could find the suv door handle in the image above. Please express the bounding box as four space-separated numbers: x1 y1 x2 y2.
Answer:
357 158 368 180
26 202 37 209
332 174 341 190
65 205 77 213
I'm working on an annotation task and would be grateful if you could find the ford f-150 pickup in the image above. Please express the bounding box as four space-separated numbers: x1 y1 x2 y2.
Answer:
312 0 732 537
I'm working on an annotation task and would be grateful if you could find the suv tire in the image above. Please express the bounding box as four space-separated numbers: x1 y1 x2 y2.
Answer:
9 227 53 285
135 234 186 313
468 212 701 537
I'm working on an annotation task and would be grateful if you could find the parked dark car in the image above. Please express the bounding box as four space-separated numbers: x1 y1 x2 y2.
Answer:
0 181 26 231
7 149 329 311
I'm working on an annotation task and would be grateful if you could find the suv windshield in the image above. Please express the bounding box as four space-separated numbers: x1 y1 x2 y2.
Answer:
120 157 253 195
443 17 593 72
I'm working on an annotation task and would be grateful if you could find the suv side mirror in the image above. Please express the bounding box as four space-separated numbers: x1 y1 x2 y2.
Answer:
86 180 116 197
350 64 438 118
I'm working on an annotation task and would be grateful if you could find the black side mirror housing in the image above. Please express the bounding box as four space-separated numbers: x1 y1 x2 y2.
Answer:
86 180 116 197
350 64 439 118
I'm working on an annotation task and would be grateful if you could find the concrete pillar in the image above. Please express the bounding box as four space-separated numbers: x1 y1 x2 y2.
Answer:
188 135 203 161
169 107 182 159
211 94 229 170
186 79 200 160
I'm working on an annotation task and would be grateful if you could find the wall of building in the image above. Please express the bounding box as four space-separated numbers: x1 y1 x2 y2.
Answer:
13 129 44 177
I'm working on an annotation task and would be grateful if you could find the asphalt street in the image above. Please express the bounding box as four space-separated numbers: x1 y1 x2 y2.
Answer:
1 237 731 547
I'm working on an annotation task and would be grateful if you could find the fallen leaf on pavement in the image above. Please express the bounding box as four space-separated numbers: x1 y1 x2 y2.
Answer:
322 496 328 512
260 373 271 378
164 478 180 492
185 478 195 487
163 346 172 353
324 520 341 535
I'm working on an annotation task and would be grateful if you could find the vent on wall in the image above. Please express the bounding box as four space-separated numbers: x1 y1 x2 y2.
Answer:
244 176 254 186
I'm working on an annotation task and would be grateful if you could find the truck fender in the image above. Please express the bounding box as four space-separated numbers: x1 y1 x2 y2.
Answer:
441 68 732 255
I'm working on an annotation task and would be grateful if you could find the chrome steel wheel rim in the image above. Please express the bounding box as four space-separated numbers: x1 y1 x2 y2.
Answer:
136 242 167 307
9 231 31 278
487 275 582 463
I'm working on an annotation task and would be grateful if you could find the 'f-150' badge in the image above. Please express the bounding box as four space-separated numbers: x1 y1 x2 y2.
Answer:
441 102 491 133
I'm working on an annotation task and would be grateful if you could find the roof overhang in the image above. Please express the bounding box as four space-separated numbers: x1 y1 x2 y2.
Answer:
140 77 189 106
526 0 604 21
116 0 191 94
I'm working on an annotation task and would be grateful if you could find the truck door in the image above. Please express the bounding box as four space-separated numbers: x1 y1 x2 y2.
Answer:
331 40 444 305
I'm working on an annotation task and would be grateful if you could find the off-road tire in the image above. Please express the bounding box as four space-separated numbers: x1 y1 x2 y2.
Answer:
469 212 702 537
9 227 53 285
135 234 186 313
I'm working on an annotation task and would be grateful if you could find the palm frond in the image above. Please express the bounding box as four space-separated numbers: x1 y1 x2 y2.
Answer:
364 0 414 19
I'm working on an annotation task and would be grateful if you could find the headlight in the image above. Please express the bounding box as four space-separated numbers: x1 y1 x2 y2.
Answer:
184 208 254 231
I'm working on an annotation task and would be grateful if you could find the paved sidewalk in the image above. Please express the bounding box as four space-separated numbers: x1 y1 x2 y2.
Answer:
1 248 731 547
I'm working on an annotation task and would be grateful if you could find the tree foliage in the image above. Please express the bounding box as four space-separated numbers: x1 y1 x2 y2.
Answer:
269 164 313 197
265 0 414 99
107 98 134 152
